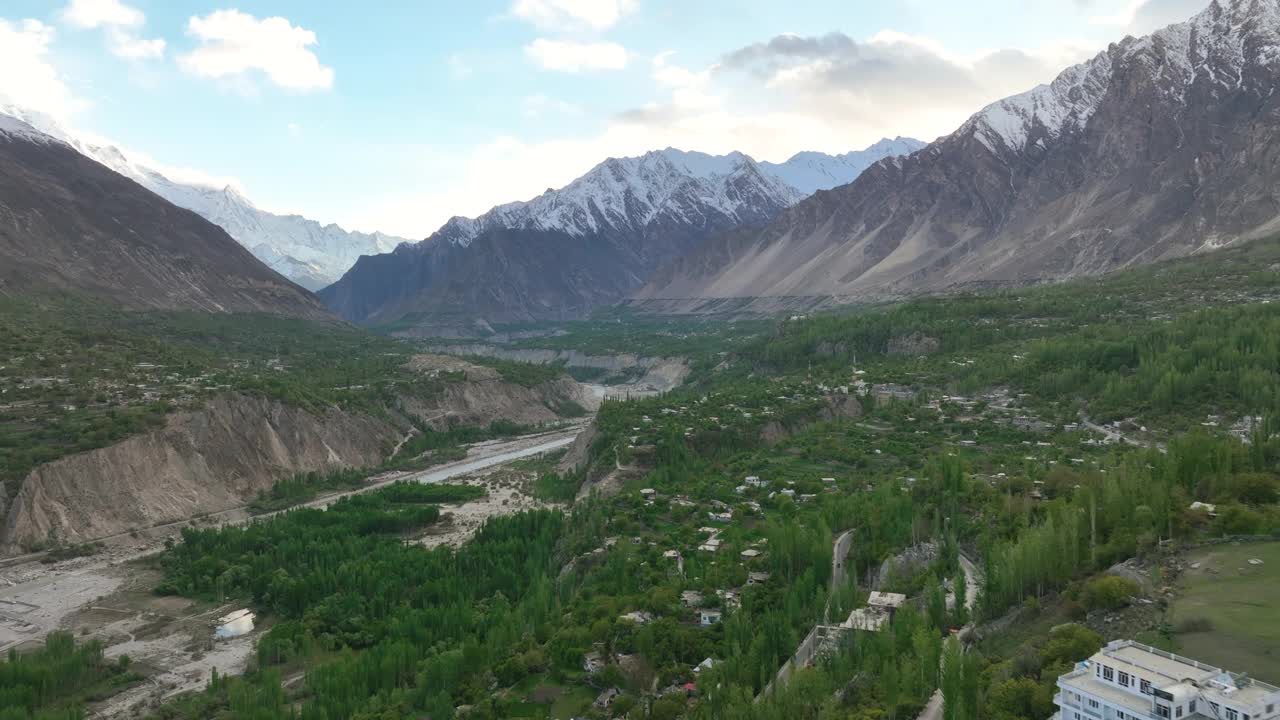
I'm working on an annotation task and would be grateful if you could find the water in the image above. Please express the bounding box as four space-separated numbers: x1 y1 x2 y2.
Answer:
403 435 578 485
214 609 255 639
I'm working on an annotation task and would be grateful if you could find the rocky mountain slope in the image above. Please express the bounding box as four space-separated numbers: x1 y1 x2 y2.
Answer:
0 360 594 553
0 105 407 290
638 0 1280 305
318 141 922 335
0 115 330 318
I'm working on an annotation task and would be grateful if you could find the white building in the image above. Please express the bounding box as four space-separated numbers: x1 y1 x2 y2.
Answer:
1055 640 1279 720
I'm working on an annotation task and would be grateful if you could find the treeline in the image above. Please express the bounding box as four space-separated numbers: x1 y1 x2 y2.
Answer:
151 481 572 719
0 631 137 720
978 431 1280 620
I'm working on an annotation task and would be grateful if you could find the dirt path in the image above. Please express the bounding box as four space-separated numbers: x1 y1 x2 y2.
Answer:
0 425 586 659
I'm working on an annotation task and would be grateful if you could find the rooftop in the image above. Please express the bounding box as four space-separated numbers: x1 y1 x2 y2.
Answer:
1093 641 1280 708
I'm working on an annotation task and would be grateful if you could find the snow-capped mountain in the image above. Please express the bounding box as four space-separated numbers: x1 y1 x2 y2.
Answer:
0 112 329 318
431 141 919 248
0 104 406 290
760 137 927 195
638 0 1280 305
319 139 922 333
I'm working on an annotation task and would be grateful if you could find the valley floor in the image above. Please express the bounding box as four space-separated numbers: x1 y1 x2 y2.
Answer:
0 424 587 716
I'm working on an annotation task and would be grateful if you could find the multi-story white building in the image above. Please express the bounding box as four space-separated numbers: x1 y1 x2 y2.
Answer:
1056 640 1280 720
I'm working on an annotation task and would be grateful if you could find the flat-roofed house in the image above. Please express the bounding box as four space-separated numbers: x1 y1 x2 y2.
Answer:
1055 640 1280 720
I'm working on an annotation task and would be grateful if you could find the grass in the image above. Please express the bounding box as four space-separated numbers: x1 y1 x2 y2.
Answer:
1168 541 1280 683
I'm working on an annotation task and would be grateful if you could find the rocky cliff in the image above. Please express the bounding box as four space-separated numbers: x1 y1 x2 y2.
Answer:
1 394 397 551
1 364 595 553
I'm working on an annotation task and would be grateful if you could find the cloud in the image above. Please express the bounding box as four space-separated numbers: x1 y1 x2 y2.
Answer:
0 18 83 121
351 27 1106 237
524 38 627 72
62 0 143 28
510 0 637 31
1085 0 1209 31
178 10 334 91
62 0 165 60
710 30 1095 145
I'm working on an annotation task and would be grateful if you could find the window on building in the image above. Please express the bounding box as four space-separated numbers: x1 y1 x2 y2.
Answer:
1177 706 1184 718
1189 701 1196 713
1141 679 1153 695
1156 704 1171 718
1119 671 1131 686
1225 709 1238 720
1089 699 1100 709
1103 666 1115 682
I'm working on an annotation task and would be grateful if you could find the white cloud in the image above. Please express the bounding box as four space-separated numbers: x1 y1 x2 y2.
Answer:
62 0 143 29
524 38 627 72
510 0 636 31
0 19 82 121
349 26 1108 238
179 10 334 91
62 0 165 60
106 27 165 58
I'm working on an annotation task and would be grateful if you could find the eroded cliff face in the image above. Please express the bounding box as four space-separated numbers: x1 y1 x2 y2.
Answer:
1 394 399 552
1 365 597 554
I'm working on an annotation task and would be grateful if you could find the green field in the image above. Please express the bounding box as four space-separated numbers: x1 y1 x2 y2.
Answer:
1170 541 1280 683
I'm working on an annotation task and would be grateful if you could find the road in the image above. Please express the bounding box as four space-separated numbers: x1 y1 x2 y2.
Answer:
916 554 984 720
0 426 585 654
825 529 856 622
1079 413 1165 452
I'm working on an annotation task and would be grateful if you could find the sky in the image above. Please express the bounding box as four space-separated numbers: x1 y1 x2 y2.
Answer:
0 0 1212 239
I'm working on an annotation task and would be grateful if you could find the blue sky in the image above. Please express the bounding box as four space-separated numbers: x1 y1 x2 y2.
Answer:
0 0 1209 237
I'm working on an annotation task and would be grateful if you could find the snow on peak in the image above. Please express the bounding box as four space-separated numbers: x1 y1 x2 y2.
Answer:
963 0 1280 153
761 138 927 195
434 142 923 247
0 104 407 290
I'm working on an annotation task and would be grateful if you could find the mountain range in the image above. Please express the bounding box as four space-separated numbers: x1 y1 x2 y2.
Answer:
319 139 925 334
0 105 407 291
637 0 1280 306
0 114 329 319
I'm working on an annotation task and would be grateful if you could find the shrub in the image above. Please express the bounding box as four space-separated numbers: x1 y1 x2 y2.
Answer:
1082 576 1140 611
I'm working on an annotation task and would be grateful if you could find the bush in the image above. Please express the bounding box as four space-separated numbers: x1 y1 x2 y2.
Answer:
1082 576 1141 611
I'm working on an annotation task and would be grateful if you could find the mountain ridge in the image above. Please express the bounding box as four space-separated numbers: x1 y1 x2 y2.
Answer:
0 105 406 290
0 114 331 319
637 0 1280 305
319 138 923 333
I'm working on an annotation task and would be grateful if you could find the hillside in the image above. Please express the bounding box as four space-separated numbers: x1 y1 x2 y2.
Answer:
319 141 922 336
0 105 407 290
638 0 1280 306
0 116 330 318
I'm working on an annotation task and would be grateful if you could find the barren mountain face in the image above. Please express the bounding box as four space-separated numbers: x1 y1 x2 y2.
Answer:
638 0 1280 305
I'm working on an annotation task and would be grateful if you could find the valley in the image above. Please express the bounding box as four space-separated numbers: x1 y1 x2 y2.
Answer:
1 1 1279 719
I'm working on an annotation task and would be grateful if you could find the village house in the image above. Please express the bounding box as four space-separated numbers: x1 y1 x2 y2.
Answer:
747 571 771 585
740 548 763 560
699 609 722 626
620 610 654 624
594 687 622 710
698 537 723 552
